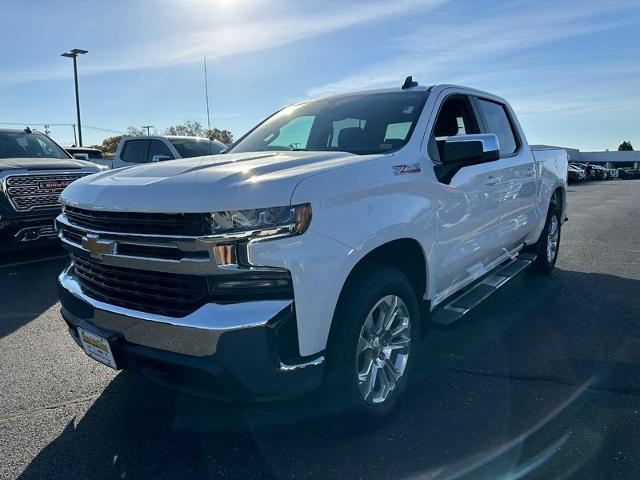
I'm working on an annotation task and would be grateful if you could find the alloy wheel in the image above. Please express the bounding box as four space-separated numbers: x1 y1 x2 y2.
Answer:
547 215 559 263
356 295 411 405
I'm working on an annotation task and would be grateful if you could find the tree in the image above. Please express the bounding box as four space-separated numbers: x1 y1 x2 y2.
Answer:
164 120 205 137
164 120 234 145
205 128 234 145
96 126 144 155
618 141 634 151
125 126 145 137
97 135 123 155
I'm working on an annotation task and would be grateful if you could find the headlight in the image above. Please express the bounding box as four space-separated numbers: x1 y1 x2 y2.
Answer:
208 203 312 238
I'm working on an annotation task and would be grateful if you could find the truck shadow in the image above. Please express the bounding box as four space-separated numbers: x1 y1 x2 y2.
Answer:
16 269 640 480
0 251 68 340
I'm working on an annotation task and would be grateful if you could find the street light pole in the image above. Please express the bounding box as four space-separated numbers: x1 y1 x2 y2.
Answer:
61 49 88 146
142 125 154 136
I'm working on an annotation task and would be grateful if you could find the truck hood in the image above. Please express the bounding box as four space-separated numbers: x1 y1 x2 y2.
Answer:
0 157 98 171
61 151 388 213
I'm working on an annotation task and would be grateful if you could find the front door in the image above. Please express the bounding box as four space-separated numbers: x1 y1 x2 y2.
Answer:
428 92 506 304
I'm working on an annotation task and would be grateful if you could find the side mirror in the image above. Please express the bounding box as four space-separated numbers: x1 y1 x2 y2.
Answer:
151 155 172 163
73 153 89 160
443 134 500 165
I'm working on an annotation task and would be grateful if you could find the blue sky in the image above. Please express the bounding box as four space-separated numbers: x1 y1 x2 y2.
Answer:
0 0 638 150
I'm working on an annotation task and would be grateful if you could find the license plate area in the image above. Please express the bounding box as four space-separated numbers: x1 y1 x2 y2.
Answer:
77 327 118 369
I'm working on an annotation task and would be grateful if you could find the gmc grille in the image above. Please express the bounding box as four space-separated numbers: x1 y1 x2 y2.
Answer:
5 173 89 211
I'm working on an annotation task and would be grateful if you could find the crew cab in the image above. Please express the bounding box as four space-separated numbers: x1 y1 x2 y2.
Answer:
56 81 567 417
0 128 102 251
100 135 226 169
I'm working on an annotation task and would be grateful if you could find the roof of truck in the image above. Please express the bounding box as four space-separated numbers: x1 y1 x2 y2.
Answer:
302 83 507 106
0 128 39 134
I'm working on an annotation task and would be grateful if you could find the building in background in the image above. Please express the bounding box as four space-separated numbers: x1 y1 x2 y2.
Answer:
533 146 640 168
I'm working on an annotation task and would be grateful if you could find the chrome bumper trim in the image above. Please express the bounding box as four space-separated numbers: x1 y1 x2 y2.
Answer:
279 356 325 372
59 267 293 356
56 214 281 275
14 225 57 242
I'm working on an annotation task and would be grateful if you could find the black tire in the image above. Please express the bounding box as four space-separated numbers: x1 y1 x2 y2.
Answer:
323 263 420 423
528 207 561 274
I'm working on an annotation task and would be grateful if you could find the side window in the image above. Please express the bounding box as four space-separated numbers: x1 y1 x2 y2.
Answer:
429 95 480 162
121 139 149 163
147 140 173 162
265 116 314 150
477 99 518 155
35 137 59 157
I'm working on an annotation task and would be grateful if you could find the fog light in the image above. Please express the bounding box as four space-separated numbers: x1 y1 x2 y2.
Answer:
207 272 293 299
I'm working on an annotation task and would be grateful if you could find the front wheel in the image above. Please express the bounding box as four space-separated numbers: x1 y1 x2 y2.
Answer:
529 208 561 273
324 264 419 421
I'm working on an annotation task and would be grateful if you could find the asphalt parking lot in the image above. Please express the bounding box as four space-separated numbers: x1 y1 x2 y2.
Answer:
1 180 640 480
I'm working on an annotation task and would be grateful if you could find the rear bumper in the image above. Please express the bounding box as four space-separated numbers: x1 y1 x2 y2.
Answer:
58 267 325 401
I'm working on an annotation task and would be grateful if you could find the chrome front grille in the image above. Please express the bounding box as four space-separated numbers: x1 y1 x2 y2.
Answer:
5 173 89 211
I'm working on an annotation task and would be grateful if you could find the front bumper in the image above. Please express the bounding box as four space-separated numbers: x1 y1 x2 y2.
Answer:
58 267 325 401
0 212 59 250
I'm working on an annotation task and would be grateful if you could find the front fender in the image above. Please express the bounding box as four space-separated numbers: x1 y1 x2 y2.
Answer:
250 157 438 356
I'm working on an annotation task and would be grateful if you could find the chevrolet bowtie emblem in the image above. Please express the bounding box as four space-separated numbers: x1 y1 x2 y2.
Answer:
82 234 116 259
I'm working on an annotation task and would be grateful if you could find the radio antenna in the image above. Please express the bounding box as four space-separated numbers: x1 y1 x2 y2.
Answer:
204 57 212 132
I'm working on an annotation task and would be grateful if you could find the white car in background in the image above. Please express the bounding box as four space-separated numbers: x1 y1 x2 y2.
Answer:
100 135 226 169
567 164 586 182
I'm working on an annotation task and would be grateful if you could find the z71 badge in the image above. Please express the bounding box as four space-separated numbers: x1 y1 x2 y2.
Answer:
392 163 421 175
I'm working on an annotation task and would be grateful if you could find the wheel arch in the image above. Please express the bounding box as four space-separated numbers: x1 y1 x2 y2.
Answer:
329 238 429 341
550 185 566 221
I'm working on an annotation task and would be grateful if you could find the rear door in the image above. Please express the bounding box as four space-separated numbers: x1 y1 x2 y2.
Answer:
475 97 536 252
428 92 506 302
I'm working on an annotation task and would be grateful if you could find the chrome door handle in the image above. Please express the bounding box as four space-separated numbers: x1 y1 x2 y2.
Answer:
485 175 500 186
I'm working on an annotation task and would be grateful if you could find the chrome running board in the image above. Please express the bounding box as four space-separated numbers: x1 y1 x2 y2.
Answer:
431 252 537 326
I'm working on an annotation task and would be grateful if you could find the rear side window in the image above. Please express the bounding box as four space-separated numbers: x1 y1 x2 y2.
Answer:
121 139 148 163
477 99 518 155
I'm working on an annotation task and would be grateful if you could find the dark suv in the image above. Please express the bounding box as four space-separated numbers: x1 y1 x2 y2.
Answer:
0 128 102 251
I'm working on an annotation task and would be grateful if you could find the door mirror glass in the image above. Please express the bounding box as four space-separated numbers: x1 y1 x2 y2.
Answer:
151 154 172 163
443 134 500 165
73 153 89 160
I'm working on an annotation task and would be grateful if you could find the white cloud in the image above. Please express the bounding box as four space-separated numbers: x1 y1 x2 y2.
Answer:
0 0 448 87
306 0 639 97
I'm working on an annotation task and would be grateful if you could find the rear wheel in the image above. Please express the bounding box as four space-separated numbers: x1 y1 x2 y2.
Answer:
324 264 419 421
529 208 561 273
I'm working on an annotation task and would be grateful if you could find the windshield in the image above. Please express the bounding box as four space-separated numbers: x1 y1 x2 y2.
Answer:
230 91 429 155
169 138 225 158
0 132 70 159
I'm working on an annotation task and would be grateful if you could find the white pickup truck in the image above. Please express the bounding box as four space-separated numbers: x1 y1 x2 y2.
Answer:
56 80 567 418
99 135 226 169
